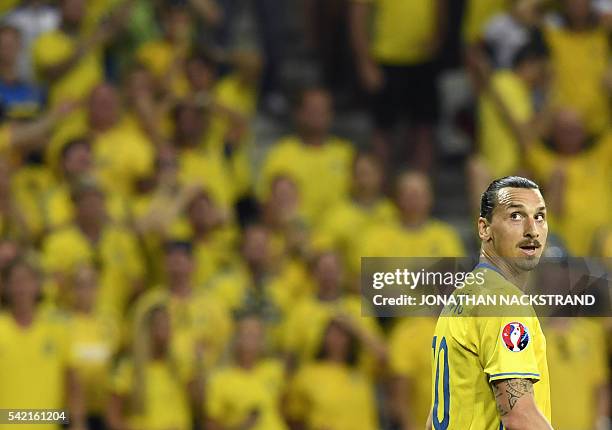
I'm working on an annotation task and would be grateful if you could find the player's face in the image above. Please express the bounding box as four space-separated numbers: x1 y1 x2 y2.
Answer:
483 187 548 272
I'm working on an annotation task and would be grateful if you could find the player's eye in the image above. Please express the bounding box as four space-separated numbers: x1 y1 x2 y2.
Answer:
510 212 522 220
535 213 546 221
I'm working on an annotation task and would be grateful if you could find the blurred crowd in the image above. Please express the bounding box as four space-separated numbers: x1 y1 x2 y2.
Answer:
0 0 610 429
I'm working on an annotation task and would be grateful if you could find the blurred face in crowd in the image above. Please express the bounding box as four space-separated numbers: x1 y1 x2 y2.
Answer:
519 56 549 89
149 307 171 353
125 66 155 103
321 321 353 363
241 225 271 269
155 145 179 188
353 154 384 198
313 252 343 298
513 0 544 25
72 265 98 312
480 187 548 272
62 140 92 179
61 0 85 27
563 0 592 26
6 262 39 311
0 27 20 69
185 57 216 92
395 172 433 224
187 191 219 233
164 246 194 288
268 176 300 223
551 109 586 155
295 89 333 138
175 104 206 144
89 85 121 131
75 188 106 227
163 6 192 44
235 316 265 365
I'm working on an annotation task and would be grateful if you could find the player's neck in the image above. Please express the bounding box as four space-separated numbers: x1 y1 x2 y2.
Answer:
479 252 529 290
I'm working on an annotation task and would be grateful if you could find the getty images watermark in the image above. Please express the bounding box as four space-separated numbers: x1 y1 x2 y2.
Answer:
361 258 612 317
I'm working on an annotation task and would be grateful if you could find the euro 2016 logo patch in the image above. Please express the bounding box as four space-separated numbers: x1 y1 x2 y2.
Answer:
502 322 530 352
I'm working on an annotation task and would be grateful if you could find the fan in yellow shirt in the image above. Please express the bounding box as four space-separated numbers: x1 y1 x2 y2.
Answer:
205 314 288 430
108 301 194 430
388 317 438 430
259 87 354 224
207 223 307 316
177 189 239 287
174 101 236 209
545 318 609 430
135 241 233 372
471 42 549 192
66 265 120 425
285 318 379 430
281 252 385 372
314 152 395 274
31 0 113 108
544 0 611 134
87 83 155 198
525 109 612 256
0 258 85 430
44 137 129 231
136 1 192 97
41 184 145 315
352 171 465 274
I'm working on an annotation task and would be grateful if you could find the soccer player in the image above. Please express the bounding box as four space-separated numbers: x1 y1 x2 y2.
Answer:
427 176 553 430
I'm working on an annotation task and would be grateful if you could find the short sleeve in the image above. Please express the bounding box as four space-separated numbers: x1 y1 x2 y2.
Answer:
32 32 72 71
479 317 541 383
205 371 228 421
111 359 134 396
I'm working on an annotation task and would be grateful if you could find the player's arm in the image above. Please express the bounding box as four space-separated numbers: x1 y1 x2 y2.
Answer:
425 409 432 430
492 379 553 430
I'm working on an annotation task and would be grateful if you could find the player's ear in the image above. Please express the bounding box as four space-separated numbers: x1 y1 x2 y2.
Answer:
478 217 491 241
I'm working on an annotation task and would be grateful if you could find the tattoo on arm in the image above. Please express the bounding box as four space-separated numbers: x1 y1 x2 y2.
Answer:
492 379 534 417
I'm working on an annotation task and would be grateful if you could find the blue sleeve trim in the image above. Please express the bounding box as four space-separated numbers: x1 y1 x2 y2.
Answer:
489 372 540 379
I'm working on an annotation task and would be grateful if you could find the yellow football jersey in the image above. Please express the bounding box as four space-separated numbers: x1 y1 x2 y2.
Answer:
546 318 609 430
389 317 438 428
431 265 551 429
206 359 288 430
0 312 73 430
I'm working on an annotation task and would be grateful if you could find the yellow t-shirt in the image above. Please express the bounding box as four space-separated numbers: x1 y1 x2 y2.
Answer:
0 312 72 430
112 358 192 430
32 30 103 107
354 0 437 64
281 294 383 369
208 74 258 196
286 361 378 430
389 317 438 428
352 218 466 274
137 39 189 97
545 318 609 430
69 312 120 414
11 164 56 239
462 0 508 43
545 25 611 134
259 135 354 224
431 266 551 429
92 118 155 198
478 70 532 178
41 224 145 314
178 147 236 209
206 360 288 430
314 197 395 271
526 133 612 255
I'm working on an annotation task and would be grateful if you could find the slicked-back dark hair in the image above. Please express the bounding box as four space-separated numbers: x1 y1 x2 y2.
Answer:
480 176 541 222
